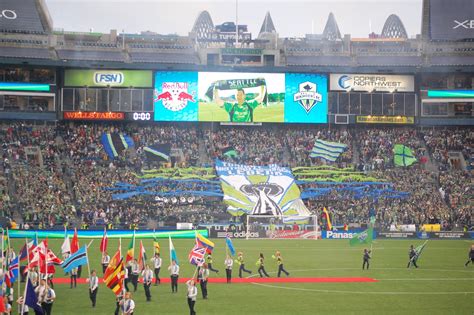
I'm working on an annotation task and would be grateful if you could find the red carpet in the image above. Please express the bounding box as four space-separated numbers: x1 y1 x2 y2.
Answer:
49 277 377 285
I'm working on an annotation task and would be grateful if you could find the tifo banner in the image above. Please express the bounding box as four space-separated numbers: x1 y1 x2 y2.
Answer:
215 160 301 216
64 69 152 87
9 229 208 239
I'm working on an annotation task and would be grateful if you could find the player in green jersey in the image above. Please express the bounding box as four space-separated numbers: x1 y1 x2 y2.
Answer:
214 86 265 122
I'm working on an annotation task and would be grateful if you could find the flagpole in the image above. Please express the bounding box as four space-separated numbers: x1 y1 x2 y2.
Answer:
6 228 11 265
20 270 28 315
17 239 24 313
1 229 4 275
85 243 91 285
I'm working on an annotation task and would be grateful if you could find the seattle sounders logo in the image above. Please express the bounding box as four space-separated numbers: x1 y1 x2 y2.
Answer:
293 81 323 113
338 75 352 89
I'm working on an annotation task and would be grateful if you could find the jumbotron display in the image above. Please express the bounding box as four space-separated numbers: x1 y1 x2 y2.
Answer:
153 71 327 123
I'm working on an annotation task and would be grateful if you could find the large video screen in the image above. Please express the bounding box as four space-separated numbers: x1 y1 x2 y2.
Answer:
153 71 327 123
430 0 474 41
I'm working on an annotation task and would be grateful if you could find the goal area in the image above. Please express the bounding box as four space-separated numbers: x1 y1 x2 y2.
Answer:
245 215 320 240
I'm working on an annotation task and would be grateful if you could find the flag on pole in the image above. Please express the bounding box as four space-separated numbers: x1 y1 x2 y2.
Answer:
61 233 71 255
25 277 43 314
310 139 347 162
188 244 206 266
5 256 19 287
71 228 79 254
322 207 332 230
125 230 135 263
61 245 88 273
24 277 43 314
349 216 375 246
169 236 179 265
138 241 147 271
394 144 417 167
196 233 214 254
103 250 125 296
413 241 428 263
225 236 236 256
100 229 108 253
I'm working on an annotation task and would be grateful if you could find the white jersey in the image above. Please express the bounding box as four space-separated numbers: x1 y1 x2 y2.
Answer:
151 257 162 269
225 258 233 269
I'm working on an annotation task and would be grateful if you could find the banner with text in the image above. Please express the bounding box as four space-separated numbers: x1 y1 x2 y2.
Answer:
215 160 301 216
330 74 414 92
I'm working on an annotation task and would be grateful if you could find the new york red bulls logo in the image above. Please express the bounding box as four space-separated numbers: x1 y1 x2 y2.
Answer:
154 82 196 112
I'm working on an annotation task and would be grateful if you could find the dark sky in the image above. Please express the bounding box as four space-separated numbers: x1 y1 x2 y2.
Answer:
45 0 422 38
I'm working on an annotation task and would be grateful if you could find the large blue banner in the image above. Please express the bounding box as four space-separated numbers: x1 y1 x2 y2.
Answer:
284 73 328 123
154 71 198 121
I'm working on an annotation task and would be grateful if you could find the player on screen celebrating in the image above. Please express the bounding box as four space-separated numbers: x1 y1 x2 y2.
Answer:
214 85 265 122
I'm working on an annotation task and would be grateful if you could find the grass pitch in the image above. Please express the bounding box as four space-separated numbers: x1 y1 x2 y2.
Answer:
10 238 473 315
198 102 284 122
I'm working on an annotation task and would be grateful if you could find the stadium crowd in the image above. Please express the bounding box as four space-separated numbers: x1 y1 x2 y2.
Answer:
0 122 472 231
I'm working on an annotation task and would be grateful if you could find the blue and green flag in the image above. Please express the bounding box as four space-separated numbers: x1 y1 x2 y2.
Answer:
394 144 417 167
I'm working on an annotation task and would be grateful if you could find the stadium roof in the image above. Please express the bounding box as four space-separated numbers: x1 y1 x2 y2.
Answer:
0 0 52 34
322 13 342 41
259 12 276 36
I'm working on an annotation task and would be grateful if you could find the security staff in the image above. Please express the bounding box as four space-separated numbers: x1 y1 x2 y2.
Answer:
199 263 210 299
206 254 219 274
236 252 252 278
273 251 290 277
130 259 140 292
70 267 78 288
224 255 233 283
120 292 135 315
142 265 153 302
168 260 179 293
89 270 99 308
407 245 418 268
362 249 371 270
464 245 474 267
150 253 162 285
257 253 270 278
101 252 110 274
186 279 198 315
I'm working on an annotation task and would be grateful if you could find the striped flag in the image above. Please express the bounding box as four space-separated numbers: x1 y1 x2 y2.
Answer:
5 256 19 287
61 245 88 273
144 144 171 162
125 230 135 263
323 207 333 230
196 233 214 254
138 241 147 271
169 236 179 265
310 139 347 162
153 236 160 255
100 228 108 253
103 249 125 296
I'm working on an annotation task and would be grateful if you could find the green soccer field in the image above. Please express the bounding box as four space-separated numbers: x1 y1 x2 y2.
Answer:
198 102 284 122
10 238 473 315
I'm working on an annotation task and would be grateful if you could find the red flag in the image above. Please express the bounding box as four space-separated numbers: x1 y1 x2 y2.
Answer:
0 296 6 313
100 229 108 253
71 228 79 254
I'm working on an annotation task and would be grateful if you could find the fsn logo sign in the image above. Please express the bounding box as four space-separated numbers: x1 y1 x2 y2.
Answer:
94 72 124 86
453 20 474 29
0 10 17 19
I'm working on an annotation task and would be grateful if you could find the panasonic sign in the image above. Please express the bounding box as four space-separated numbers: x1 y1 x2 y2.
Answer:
94 72 124 86
325 231 356 239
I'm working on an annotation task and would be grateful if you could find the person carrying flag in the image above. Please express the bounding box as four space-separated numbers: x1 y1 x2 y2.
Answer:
206 254 219 274
141 264 153 302
120 292 135 315
236 252 252 278
114 288 126 315
16 296 29 315
39 280 55 315
199 263 210 300
362 248 371 270
101 251 110 274
256 253 270 278
30 267 39 288
272 251 290 277
150 253 162 285
168 260 179 293
130 259 139 292
224 255 233 284
70 267 78 288
89 270 98 308
186 279 198 315
407 245 418 268
464 244 474 267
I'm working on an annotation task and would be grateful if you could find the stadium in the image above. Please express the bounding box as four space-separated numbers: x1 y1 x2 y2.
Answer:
0 0 472 314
